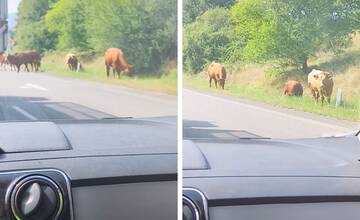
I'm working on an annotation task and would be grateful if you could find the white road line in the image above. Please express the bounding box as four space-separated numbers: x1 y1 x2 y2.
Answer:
19 83 48 91
185 89 356 131
27 83 48 91
12 106 38 120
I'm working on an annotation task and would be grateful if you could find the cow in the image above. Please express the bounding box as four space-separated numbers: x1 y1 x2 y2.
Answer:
283 80 303 97
7 53 29 72
308 69 334 104
104 48 133 78
207 62 227 89
7 51 41 72
65 53 79 71
26 51 41 72
0 54 6 70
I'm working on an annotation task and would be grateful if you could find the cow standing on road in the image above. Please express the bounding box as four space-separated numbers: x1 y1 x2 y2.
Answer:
0 54 6 71
308 69 334 104
104 48 133 78
7 51 41 73
207 62 227 89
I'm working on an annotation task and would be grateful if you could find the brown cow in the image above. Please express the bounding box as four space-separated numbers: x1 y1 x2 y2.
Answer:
7 51 41 72
207 62 227 89
308 69 334 104
27 51 41 72
0 54 6 70
104 48 133 78
283 80 303 97
65 53 78 71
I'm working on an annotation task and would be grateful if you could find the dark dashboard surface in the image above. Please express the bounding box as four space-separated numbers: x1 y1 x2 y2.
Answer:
183 133 360 220
0 116 177 220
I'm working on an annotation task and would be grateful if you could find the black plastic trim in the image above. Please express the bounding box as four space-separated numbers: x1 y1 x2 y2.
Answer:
209 195 360 207
72 173 177 187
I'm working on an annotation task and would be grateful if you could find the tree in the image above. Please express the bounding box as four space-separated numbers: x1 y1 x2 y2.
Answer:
45 0 89 50
83 0 177 72
231 0 360 73
184 8 233 73
183 0 235 23
14 0 58 52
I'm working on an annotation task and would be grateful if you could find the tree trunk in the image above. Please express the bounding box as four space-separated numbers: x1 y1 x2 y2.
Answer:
302 58 308 74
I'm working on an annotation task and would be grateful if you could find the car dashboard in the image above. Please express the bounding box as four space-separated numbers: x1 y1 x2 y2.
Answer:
183 134 360 220
0 117 177 220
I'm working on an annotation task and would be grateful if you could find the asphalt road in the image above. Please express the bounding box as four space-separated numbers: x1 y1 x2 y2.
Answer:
183 89 359 139
0 71 176 121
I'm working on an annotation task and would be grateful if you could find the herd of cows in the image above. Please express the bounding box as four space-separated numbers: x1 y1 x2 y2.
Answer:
207 62 335 104
0 51 41 72
0 47 134 78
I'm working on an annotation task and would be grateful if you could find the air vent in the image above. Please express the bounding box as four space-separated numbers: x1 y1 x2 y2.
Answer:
183 188 208 220
183 196 199 220
9 175 64 220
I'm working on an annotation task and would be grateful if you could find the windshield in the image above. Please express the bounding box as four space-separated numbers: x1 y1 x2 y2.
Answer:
0 0 177 122
183 0 360 139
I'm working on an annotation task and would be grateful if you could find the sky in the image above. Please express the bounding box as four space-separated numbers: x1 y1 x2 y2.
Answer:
9 0 21 14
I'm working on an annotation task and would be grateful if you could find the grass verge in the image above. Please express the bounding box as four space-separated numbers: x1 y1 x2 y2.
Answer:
41 52 177 95
185 74 360 122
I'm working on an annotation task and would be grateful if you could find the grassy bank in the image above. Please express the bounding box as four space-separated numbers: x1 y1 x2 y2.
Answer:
41 52 177 95
185 74 359 121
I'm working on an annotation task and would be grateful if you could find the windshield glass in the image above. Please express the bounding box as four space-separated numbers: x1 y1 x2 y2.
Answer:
183 0 359 139
0 0 177 122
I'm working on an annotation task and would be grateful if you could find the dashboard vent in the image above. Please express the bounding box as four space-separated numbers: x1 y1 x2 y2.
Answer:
183 195 199 220
183 188 208 220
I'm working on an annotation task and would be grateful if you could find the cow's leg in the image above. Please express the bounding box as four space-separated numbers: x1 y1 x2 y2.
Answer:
113 68 116 78
209 78 212 88
320 94 325 105
25 64 30 72
117 70 121 78
214 79 218 89
106 65 110 77
327 97 331 105
16 64 21 73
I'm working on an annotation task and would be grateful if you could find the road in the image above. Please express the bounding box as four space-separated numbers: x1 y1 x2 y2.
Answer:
183 89 359 139
0 71 176 121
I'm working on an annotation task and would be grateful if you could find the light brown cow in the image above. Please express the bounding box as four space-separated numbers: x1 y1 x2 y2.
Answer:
308 69 334 104
104 48 133 78
207 62 227 89
65 53 78 71
283 80 303 97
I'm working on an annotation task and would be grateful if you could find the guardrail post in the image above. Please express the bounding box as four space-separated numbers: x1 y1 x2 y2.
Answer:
335 88 342 107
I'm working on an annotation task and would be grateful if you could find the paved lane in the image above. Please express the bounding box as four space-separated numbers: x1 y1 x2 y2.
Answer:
0 71 176 120
184 89 359 139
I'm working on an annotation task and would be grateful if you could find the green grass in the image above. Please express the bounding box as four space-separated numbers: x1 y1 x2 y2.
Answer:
185 74 360 121
41 53 177 95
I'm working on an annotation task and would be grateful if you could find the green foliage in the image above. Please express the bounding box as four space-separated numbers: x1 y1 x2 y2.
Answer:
83 0 177 72
183 0 236 23
14 0 176 73
14 0 58 52
45 0 88 50
184 8 233 73
231 0 360 72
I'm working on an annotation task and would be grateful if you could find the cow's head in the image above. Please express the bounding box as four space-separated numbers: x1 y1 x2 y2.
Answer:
316 72 333 90
124 65 134 76
218 78 225 89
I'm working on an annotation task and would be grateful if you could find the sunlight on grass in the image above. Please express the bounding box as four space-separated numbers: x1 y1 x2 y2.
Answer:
41 53 177 95
185 74 360 122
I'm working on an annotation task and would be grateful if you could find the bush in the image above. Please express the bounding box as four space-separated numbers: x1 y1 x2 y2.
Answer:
183 7 233 73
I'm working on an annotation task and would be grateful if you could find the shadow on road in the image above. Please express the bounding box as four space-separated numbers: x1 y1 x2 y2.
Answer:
0 96 114 121
183 119 264 140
